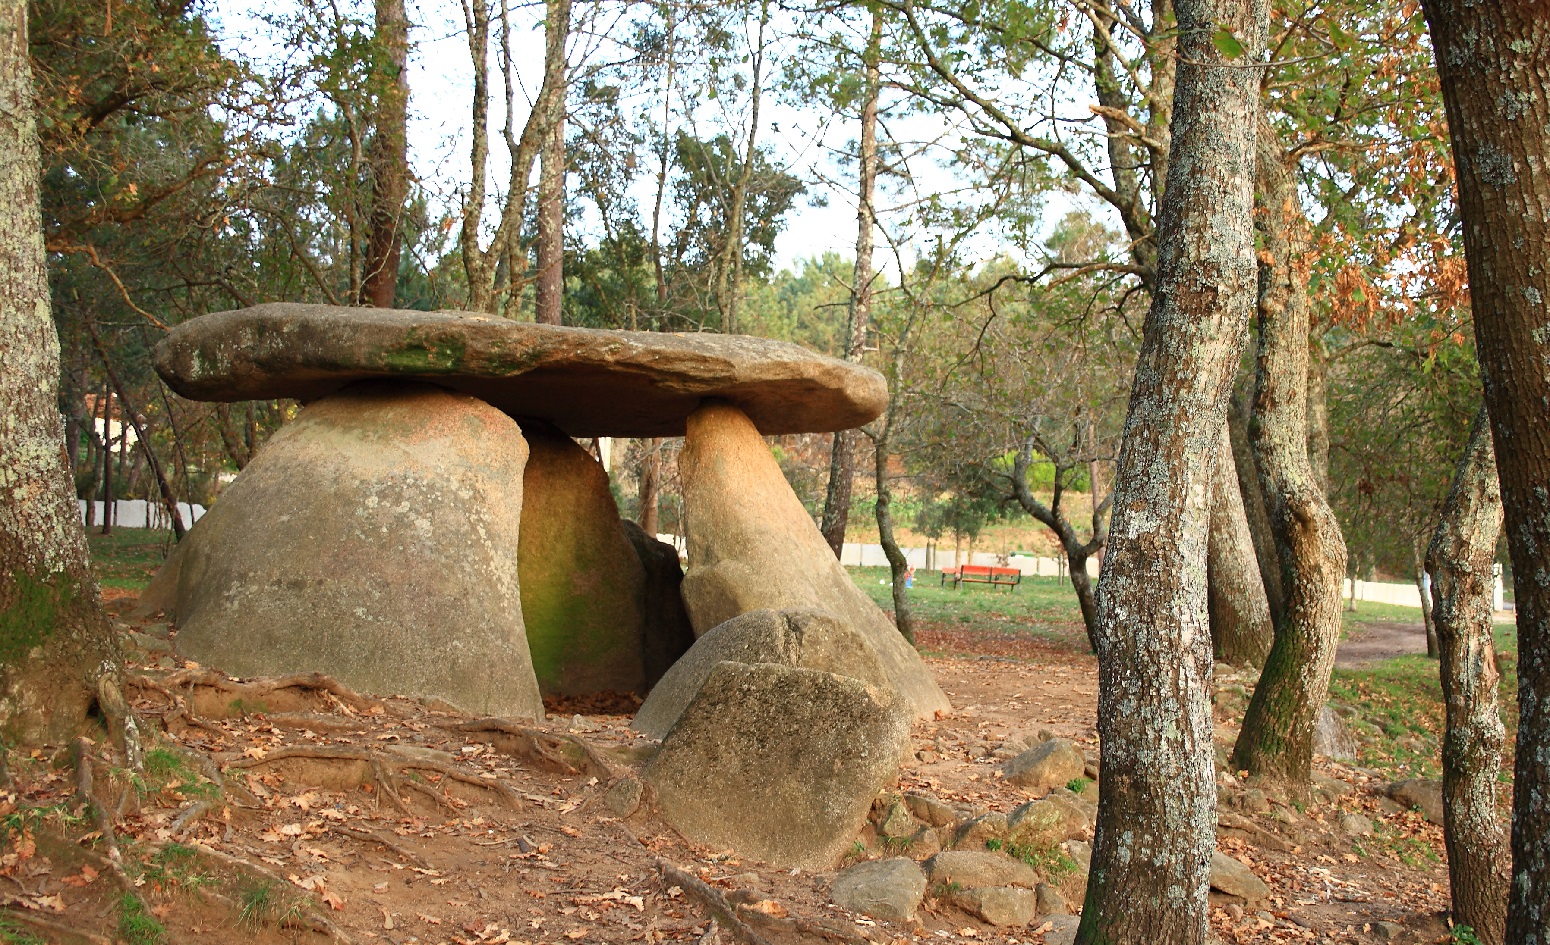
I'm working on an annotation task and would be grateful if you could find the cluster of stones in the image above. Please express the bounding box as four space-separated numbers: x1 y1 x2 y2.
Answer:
145 303 950 868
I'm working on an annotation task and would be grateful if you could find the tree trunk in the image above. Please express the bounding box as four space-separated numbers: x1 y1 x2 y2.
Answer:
1230 116 1348 792
360 0 409 308
1428 406 1509 945
873 428 914 645
0 0 117 741
1416 535 1438 658
1229 385 1285 626
1073 0 1265 939
534 111 565 325
1421 5 1550 937
1209 422 1273 667
99 401 114 535
820 10 881 559
85 321 185 539
638 438 662 537
1010 445 1101 652
712 0 768 335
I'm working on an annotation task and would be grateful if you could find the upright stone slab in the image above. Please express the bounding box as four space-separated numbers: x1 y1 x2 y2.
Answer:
517 425 647 696
620 520 696 688
167 384 544 719
678 403 949 718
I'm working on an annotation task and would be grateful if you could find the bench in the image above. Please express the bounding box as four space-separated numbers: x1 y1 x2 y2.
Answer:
940 564 1022 591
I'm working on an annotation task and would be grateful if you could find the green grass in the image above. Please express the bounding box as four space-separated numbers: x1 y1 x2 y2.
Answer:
118 892 166 945
847 565 1088 650
87 528 175 593
985 837 1079 878
0 916 47 945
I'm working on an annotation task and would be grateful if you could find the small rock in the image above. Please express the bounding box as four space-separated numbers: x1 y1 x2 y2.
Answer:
1003 738 1087 790
1240 787 1273 814
1210 851 1271 903
1040 914 1082 945
830 858 927 923
923 851 1039 890
950 885 1039 927
905 826 943 859
1338 812 1374 837
1005 793 1090 848
1374 920 1406 941
950 812 1008 851
1314 705 1358 762
915 749 941 764
1225 903 1245 922
1063 840 1092 873
569 714 600 732
903 792 959 827
1312 771 1353 799
878 800 922 839
1375 796 1405 816
603 777 644 817
1386 779 1444 826
1035 883 1067 915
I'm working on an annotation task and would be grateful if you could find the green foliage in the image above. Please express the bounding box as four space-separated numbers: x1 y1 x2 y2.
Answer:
118 892 166 945
986 837 1077 878
0 916 48 945
1066 776 1092 794
1449 925 1485 945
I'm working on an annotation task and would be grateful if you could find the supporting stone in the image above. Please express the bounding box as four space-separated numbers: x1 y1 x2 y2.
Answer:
167 384 544 719
677 402 950 718
620 520 696 689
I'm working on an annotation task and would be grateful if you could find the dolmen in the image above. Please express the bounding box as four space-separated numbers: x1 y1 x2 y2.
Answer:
145 304 948 742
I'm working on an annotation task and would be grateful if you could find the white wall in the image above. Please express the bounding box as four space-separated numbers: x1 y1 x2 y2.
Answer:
79 499 204 532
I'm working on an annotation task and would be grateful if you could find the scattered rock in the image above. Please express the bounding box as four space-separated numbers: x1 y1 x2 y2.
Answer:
878 800 923 840
1035 883 1067 915
1210 851 1271 903
153 303 888 437
642 661 910 869
949 886 1038 927
1314 704 1358 762
603 777 644 817
1339 812 1374 837
1374 920 1406 941
167 384 545 719
620 520 696 688
1218 812 1293 852
1004 793 1091 848
905 826 943 859
830 858 926 923
676 403 951 719
1312 771 1354 800
950 812 1009 851
1063 840 1091 874
1040 914 1082 945
922 851 1039 890
1003 738 1087 790
1386 779 1445 825
633 609 891 738
904 793 960 828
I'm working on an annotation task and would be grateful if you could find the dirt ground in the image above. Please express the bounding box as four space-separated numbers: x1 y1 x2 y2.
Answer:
0 601 1458 945
1335 622 1430 667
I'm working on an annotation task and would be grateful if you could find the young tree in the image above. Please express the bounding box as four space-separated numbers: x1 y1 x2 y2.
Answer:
1428 406 1509 944
1421 4 1550 938
1075 0 1265 941
360 0 411 308
0 0 118 740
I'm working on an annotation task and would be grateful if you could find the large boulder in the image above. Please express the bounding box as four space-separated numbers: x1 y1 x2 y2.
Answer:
517 424 647 696
166 384 544 719
642 661 910 869
632 609 891 738
676 403 950 719
619 520 696 689
153 304 887 437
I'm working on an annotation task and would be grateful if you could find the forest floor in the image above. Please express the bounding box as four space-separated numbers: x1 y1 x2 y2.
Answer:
0 532 1516 945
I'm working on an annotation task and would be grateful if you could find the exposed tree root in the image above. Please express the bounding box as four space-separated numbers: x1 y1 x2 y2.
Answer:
186 845 354 943
129 669 381 719
69 739 132 892
329 824 432 868
0 907 114 945
654 859 774 945
225 745 522 815
452 718 615 779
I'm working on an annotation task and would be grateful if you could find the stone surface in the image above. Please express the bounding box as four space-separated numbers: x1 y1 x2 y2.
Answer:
1386 779 1445 825
1210 851 1271 902
1314 704 1358 762
877 799 923 840
903 793 960 828
633 609 892 738
829 858 926 923
1041 914 1082 945
517 424 647 696
922 851 1039 890
166 384 544 718
603 777 644 817
1005 793 1091 848
642 661 910 869
1338 812 1374 837
950 813 1009 851
1003 738 1087 790
676 403 950 719
949 886 1038 927
1035 883 1067 915
154 304 887 437
619 520 696 688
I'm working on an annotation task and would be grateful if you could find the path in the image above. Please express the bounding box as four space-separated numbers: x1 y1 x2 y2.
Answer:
1336 619 1429 667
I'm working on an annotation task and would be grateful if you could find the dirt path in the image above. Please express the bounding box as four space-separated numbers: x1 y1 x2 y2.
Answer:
1336 620 1429 667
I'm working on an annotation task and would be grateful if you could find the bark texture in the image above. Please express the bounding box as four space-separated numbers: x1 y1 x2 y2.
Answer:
1230 386 1286 625
1421 6 1550 939
1209 422 1273 666
535 112 564 325
820 10 882 560
1073 0 1265 940
1230 116 1347 791
0 0 118 740
360 0 409 308
1428 407 1509 945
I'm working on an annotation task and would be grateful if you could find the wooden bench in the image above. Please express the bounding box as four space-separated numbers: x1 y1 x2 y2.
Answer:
940 564 1022 591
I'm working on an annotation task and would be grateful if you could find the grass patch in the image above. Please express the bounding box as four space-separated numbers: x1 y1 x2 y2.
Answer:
0 916 47 945
140 747 219 800
87 528 175 593
985 837 1079 879
847 566 1088 653
118 892 166 945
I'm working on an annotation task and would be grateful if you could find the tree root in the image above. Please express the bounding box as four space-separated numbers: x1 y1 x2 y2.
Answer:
130 669 382 718
186 845 353 943
452 718 615 779
654 859 774 945
224 745 521 815
168 800 212 838
328 824 431 868
69 739 132 892
0 907 114 945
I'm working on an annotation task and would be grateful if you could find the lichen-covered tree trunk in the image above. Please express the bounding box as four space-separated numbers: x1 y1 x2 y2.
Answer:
1428 406 1509 945
0 0 118 741
360 0 409 308
1073 0 1265 939
820 9 882 559
534 114 564 325
1229 386 1286 625
1230 116 1347 791
1421 5 1550 938
1210 422 1273 666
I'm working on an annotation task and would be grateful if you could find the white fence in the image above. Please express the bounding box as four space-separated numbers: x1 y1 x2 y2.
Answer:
79 499 205 532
